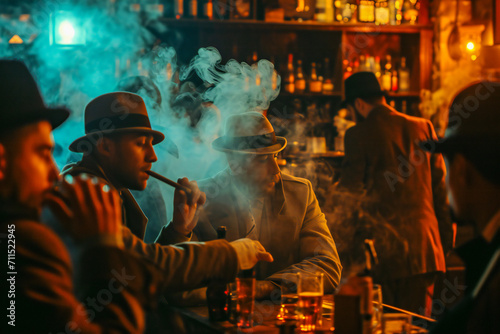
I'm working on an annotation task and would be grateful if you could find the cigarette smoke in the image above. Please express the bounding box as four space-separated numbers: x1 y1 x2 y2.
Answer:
0 1 280 241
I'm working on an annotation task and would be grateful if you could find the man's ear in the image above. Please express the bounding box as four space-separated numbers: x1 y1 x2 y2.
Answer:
94 136 114 158
0 143 6 181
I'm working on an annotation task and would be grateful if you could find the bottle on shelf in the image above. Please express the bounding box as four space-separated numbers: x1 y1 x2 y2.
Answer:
316 0 327 22
358 0 375 23
398 56 410 92
203 0 214 19
206 226 230 321
188 0 198 17
322 58 334 94
343 60 353 80
388 0 396 25
358 55 366 72
309 62 322 93
381 55 392 91
174 0 184 18
374 56 382 84
391 69 398 92
375 0 389 25
402 0 419 24
284 53 295 94
295 60 307 93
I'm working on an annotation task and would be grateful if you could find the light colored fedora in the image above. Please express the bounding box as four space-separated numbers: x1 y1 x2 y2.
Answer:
212 112 287 155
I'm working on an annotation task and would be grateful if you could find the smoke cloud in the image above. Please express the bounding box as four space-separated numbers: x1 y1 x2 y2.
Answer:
0 1 280 241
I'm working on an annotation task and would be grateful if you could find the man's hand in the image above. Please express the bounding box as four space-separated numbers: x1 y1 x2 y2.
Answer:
229 238 273 270
44 174 123 243
172 177 206 236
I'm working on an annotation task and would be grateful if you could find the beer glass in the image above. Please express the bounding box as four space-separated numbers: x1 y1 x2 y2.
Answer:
297 272 324 332
278 278 299 321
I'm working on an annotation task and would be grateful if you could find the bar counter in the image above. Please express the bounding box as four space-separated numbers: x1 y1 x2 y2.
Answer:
153 295 435 334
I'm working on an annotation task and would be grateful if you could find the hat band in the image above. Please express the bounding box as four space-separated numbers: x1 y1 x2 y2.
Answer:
85 113 152 134
225 132 277 150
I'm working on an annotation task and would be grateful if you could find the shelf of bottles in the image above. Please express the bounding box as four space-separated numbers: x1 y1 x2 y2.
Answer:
164 0 428 28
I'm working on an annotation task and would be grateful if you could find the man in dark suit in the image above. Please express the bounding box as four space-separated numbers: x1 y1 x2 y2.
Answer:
337 72 452 316
423 81 500 333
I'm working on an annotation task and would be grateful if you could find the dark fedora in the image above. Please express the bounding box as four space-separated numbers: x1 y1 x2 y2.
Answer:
212 112 287 155
340 71 388 108
69 92 165 152
421 81 500 155
0 60 69 134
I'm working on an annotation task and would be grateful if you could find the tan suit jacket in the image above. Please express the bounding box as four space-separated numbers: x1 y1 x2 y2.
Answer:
338 105 452 280
194 169 342 292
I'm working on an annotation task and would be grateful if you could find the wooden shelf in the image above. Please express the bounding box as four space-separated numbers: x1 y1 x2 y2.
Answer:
285 151 345 159
279 91 343 98
161 18 433 33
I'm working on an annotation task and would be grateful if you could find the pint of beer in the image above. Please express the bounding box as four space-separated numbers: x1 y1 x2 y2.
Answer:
297 273 324 332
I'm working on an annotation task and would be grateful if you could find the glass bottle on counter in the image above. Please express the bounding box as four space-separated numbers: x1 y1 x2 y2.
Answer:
322 58 334 94
375 0 389 25
206 226 229 321
309 62 322 93
284 53 295 94
374 56 382 84
295 60 307 93
398 56 410 91
358 0 375 23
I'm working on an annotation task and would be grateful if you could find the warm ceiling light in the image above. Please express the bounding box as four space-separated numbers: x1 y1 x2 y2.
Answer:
466 42 475 51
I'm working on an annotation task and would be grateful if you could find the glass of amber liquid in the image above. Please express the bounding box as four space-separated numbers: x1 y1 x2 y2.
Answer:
236 268 256 328
297 272 324 332
278 278 299 321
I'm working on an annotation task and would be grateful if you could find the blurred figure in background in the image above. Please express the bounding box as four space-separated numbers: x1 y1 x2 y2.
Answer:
336 72 452 316
423 81 500 334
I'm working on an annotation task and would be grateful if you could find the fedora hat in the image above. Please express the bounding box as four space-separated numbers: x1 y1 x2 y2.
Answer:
421 81 500 155
340 71 388 108
212 112 287 155
0 60 69 134
69 92 165 152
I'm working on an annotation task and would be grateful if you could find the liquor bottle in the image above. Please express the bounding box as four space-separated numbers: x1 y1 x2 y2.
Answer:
322 58 334 94
343 60 353 80
391 69 398 92
316 0 327 22
295 60 307 93
398 56 410 91
375 0 389 25
401 100 407 113
388 0 396 25
381 55 392 91
174 0 184 18
358 55 366 72
203 0 214 19
374 56 382 84
188 0 198 17
206 226 229 321
358 0 375 23
284 53 295 94
402 0 419 24
309 62 322 93
341 0 353 22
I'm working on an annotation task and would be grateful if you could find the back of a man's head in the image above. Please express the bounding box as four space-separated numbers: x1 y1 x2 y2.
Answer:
445 81 500 186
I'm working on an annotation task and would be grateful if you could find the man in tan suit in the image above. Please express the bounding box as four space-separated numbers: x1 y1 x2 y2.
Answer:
193 112 342 298
337 72 452 316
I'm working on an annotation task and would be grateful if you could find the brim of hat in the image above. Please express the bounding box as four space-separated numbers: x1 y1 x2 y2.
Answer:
339 91 389 109
212 136 287 155
4 108 70 133
69 127 166 152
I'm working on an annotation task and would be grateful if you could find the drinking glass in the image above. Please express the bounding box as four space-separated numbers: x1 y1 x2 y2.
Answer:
236 273 255 328
372 284 383 334
278 279 299 321
297 272 324 332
